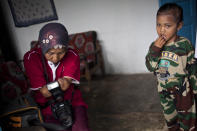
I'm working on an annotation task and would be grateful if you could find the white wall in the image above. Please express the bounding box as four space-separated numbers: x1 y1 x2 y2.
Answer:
1 0 159 74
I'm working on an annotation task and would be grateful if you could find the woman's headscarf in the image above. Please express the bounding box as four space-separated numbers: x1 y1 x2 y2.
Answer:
38 23 69 54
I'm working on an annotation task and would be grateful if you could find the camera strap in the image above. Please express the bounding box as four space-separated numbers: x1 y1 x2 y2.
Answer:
41 53 49 83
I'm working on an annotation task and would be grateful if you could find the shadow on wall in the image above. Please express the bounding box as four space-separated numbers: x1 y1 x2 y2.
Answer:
99 40 115 74
0 2 18 61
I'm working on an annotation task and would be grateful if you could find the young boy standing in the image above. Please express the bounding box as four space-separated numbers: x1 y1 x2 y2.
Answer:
145 3 197 131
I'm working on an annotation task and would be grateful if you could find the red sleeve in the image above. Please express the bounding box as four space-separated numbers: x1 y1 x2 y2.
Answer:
62 49 80 82
23 50 46 90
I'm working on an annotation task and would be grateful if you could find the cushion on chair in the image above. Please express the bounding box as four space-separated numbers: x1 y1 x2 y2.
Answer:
68 31 97 71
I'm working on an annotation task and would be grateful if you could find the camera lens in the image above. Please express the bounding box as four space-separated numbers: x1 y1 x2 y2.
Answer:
61 116 72 127
56 96 64 102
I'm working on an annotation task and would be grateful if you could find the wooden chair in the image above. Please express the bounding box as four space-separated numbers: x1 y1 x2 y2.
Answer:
68 31 105 82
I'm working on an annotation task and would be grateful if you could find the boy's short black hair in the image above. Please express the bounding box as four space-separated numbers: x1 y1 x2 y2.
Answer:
157 3 183 23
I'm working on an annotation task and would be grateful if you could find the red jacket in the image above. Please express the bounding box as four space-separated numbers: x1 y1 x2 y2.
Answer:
24 47 87 116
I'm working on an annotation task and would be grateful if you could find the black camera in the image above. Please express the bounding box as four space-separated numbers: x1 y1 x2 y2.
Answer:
46 81 73 129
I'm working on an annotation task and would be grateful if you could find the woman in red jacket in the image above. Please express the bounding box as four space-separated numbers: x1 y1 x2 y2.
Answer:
24 23 90 131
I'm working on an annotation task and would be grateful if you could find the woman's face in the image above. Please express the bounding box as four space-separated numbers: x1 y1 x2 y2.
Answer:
45 47 66 64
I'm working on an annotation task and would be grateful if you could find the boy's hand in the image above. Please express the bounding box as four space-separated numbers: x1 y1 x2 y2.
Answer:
154 35 167 48
58 77 72 91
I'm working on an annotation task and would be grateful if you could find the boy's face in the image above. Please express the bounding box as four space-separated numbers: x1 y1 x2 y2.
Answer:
45 47 66 64
156 14 182 43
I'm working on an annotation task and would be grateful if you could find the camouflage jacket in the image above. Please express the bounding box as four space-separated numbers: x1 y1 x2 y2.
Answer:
145 37 197 93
